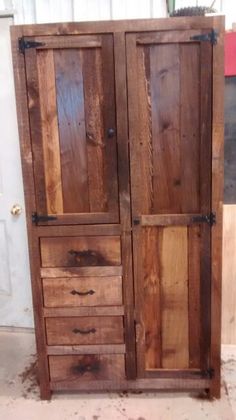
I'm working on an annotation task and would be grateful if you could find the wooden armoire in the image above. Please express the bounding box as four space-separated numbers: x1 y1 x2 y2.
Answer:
11 16 224 399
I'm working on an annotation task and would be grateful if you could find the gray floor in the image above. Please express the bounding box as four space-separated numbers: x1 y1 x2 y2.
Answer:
0 329 236 420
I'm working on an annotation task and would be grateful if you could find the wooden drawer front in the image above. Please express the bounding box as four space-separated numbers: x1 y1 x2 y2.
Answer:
40 236 121 267
49 354 125 382
46 316 124 345
43 276 123 307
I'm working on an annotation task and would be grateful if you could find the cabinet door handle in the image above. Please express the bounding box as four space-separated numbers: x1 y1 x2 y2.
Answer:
70 289 95 296
72 328 96 335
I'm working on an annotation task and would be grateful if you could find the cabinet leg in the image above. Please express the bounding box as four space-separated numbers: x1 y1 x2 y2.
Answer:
39 383 51 400
208 379 221 399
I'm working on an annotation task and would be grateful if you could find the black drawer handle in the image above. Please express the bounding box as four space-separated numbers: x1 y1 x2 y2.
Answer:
70 289 95 296
72 328 96 335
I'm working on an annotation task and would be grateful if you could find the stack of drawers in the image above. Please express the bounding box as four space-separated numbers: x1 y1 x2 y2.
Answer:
40 234 126 389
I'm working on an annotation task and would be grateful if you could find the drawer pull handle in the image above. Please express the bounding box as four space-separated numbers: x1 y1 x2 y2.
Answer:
72 328 96 335
70 289 95 296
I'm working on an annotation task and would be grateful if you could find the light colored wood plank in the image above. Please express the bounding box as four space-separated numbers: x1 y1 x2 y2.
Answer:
161 227 189 368
37 49 63 214
222 205 236 344
141 214 205 226
46 316 124 345
43 306 124 317
42 276 123 307
40 266 123 278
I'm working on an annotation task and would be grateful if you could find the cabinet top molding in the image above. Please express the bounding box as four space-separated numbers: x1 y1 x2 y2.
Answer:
11 15 225 38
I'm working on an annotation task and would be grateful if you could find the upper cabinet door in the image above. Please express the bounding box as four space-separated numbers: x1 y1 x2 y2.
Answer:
24 35 119 225
127 31 213 377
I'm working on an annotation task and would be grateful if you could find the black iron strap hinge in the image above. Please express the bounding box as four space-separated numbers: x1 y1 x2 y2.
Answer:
202 368 215 379
191 212 216 227
18 37 45 54
190 29 218 45
32 212 57 225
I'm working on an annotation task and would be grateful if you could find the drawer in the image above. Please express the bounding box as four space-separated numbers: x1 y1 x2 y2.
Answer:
46 316 124 345
40 236 121 267
42 276 123 307
49 354 125 383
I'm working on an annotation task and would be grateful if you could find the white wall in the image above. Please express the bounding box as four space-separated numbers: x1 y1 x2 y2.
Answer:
0 0 232 29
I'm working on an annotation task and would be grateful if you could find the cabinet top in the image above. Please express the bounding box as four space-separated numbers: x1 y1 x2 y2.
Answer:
11 15 224 38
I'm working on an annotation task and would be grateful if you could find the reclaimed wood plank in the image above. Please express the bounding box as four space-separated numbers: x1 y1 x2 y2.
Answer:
161 227 189 368
37 49 63 214
54 48 89 213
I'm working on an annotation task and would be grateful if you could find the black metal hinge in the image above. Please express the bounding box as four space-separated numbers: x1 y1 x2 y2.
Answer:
190 29 218 45
18 37 45 54
202 368 215 379
32 212 57 225
191 212 216 227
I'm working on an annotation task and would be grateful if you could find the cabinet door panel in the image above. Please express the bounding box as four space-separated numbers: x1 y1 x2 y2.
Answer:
24 35 118 224
127 31 212 377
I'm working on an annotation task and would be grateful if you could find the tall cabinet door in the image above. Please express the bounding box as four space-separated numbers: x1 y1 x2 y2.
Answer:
24 34 118 225
127 31 213 377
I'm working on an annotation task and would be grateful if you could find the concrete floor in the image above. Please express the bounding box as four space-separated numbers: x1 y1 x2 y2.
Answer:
0 330 236 420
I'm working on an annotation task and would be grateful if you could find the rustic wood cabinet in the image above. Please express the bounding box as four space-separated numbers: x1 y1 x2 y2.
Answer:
11 16 224 399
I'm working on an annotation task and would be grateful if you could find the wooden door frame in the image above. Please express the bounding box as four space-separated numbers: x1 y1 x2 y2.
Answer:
11 16 224 399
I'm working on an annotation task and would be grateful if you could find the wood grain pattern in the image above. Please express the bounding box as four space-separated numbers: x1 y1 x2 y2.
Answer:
114 32 136 379
37 49 63 214
40 236 121 267
161 227 189 369
41 266 122 278
49 354 125 383
180 44 200 213
188 226 201 368
54 48 89 213
142 227 161 370
42 276 122 307
83 47 107 212
210 17 225 398
46 316 124 345
151 43 181 214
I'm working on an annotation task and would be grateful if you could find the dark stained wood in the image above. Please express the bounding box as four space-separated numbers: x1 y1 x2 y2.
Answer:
42 276 123 307
199 42 213 373
114 32 136 379
210 17 225 399
17 15 224 36
50 377 210 391
11 16 224 399
40 236 121 267
188 226 201 368
136 29 210 44
141 214 208 226
101 35 119 219
24 43 47 215
142 227 161 370
82 47 107 212
54 48 89 213
150 43 181 214
10 27 51 400
46 316 124 345
180 43 200 213
37 224 121 237
49 354 125 383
